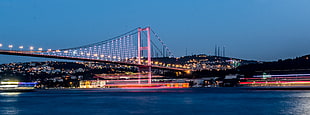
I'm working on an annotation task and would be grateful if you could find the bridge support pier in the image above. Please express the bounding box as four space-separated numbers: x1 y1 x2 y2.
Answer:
138 27 152 84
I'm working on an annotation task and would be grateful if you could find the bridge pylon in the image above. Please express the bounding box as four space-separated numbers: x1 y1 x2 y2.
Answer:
137 27 152 84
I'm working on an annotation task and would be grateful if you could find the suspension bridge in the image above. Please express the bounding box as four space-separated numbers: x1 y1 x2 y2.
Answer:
0 27 191 85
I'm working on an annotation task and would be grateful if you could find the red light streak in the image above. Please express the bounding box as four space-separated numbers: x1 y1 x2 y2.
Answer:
240 81 310 85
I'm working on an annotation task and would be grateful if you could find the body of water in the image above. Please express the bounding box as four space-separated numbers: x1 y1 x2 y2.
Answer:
1 88 310 115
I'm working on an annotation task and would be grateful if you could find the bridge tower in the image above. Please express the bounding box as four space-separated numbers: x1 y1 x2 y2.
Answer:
137 27 152 84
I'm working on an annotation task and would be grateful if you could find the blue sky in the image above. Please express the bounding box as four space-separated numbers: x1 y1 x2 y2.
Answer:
1 0 310 63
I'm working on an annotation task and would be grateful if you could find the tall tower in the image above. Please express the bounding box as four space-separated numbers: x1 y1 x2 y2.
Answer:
223 46 225 57
137 27 152 84
215 45 217 56
218 46 220 57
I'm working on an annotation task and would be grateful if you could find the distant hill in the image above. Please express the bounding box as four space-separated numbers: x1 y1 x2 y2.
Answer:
237 55 310 77
152 54 259 71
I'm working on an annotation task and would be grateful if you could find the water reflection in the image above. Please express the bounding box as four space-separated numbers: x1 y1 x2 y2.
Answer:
0 92 21 115
183 97 193 104
0 98 18 103
0 107 20 115
288 92 310 115
0 92 21 97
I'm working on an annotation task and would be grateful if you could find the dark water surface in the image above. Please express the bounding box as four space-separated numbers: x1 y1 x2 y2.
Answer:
1 88 310 115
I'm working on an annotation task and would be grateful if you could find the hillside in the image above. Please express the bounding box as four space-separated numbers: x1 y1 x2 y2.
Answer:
237 55 310 77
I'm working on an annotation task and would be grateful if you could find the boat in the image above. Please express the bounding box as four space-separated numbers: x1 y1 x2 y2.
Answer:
0 81 37 92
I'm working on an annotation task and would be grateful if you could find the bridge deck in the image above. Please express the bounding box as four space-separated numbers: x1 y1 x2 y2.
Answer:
0 50 190 71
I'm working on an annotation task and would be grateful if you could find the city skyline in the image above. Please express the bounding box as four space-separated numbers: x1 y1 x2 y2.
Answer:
1 0 310 64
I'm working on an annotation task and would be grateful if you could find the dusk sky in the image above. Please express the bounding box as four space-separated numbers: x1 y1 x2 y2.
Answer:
1 0 310 63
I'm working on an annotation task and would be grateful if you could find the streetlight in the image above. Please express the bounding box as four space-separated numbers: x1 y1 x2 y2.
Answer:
0 43 2 48
38 48 43 54
8 45 13 50
29 46 34 51
19 46 24 51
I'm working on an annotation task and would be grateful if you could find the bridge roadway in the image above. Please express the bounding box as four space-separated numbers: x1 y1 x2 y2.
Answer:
0 50 190 71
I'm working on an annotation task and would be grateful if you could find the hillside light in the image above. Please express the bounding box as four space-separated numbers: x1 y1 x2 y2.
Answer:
38 48 43 51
